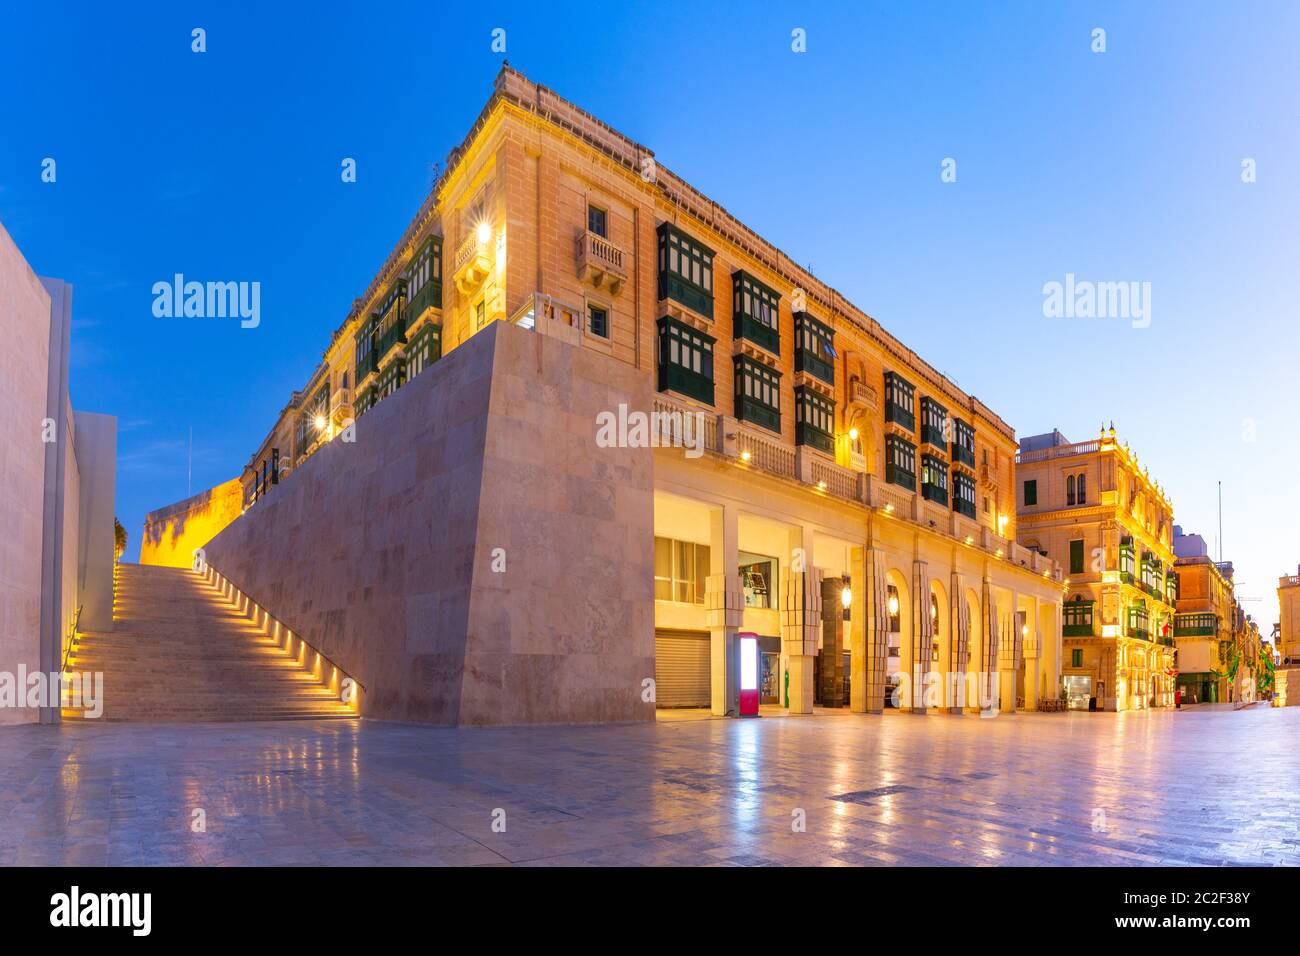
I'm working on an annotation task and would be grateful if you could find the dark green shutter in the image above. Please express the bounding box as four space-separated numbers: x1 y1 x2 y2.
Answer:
1069 539 1085 575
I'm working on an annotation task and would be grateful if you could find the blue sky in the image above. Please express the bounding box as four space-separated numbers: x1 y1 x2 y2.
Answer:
3 1 1297 627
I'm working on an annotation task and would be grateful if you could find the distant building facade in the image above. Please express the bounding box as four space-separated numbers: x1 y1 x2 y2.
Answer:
1015 427 1176 711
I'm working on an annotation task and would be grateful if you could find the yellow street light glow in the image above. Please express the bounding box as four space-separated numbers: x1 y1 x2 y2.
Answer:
885 503 894 513
887 594 899 616
314 415 326 430
848 428 859 441
476 221 492 245
817 480 827 491
740 450 752 462
840 585 852 609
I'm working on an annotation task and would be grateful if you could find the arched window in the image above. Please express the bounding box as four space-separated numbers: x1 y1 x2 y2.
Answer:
1066 474 1076 506
1077 473 1087 505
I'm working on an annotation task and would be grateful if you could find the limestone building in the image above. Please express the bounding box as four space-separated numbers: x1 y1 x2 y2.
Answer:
1015 427 1176 712
145 66 1064 723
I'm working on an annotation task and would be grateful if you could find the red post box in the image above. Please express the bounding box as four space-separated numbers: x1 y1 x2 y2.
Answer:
738 631 760 717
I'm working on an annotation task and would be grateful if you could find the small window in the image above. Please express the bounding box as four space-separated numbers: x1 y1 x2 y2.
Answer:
1071 649 1083 668
739 552 778 609
588 204 607 238
1077 473 1087 505
1066 474 1076 506
1024 479 1037 506
1069 539 1085 575
475 299 486 330
588 303 609 338
654 536 710 604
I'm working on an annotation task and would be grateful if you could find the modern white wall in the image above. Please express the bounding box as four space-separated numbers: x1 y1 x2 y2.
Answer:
0 223 52 725
73 411 117 632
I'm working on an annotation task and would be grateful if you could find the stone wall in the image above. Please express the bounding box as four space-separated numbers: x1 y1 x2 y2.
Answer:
203 321 655 724
140 477 244 568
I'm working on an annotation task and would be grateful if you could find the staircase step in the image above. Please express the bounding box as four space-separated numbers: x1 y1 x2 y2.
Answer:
66 563 359 724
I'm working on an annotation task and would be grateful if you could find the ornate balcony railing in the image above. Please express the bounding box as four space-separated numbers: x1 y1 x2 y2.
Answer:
575 230 627 294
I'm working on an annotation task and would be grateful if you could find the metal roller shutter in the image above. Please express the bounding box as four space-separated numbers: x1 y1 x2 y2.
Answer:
654 629 711 708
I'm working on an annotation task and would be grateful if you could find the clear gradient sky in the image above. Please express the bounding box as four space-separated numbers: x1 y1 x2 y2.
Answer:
3 1 1297 628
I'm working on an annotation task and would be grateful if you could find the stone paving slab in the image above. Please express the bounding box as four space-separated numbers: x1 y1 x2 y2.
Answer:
0 706 1296 866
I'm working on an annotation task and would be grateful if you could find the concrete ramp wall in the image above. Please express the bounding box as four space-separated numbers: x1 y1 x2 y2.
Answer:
203 321 655 724
141 477 244 568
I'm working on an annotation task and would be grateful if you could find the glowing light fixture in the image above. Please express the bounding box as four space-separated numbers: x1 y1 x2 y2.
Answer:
887 593 900 616
840 585 852 609
314 415 327 430
848 427 859 441
740 450 752 462
817 480 827 491
476 221 492 245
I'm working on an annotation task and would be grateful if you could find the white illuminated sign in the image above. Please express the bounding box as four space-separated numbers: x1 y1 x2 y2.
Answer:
739 635 758 691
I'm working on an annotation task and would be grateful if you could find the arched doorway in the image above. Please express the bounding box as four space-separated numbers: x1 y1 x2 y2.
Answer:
885 567 910 710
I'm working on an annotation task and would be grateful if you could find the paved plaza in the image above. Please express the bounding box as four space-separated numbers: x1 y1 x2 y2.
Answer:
1 706 1297 866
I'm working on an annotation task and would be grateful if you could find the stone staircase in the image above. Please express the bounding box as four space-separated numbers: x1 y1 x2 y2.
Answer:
62 563 356 722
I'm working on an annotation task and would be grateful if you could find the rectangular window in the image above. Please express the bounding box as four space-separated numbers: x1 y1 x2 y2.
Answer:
657 222 715 319
406 323 442 379
354 313 378 382
1119 537 1135 582
588 204 607 238
654 536 710 604
1069 539 1085 575
921 397 947 449
953 472 976 519
406 235 443 317
734 356 781 433
921 454 949 505
952 419 975 467
884 372 916 431
588 304 609 338
732 271 781 354
885 434 916 491
739 552 777 609
794 312 835 384
795 386 835 453
1071 649 1083 668
375 281 408 359
656 316 715 405
1064 600 1095 636
1024 479 1037 506
475 299 486 330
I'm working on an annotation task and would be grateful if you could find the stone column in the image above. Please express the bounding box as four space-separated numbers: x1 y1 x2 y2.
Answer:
782 526 821 715
949 570 969 713
999 590 1022 714
1022 595 1041 712
706 504 742 717
851 546 889 714
910 558 932 714
982 576 1000 715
